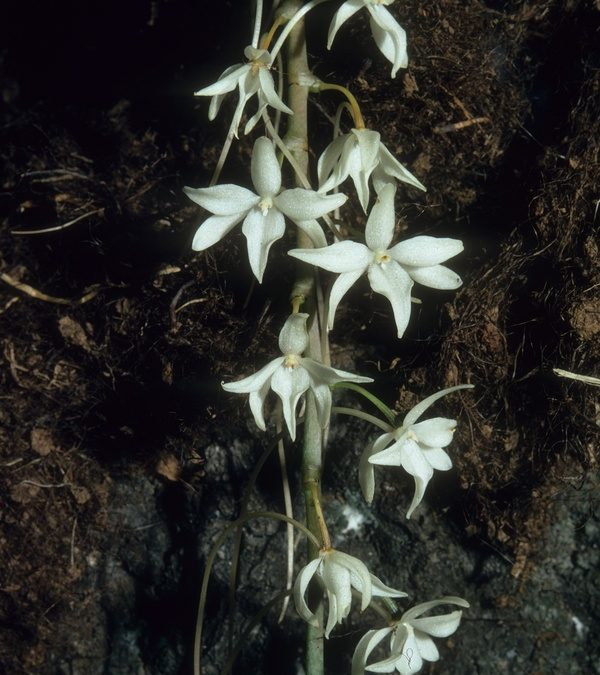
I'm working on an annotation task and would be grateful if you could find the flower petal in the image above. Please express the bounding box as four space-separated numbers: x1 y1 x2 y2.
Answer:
405 264 463 290
310 381 333 429
359 448 376 504
410 610 464 638
364 660 397 674
258 66 293 115
377 143 426 191
278 313 310 356
325 589 339 639
243 102 267 136
333 550 372 611
401 596 470 623
322 555 352 635
353 128 381 172
301 358 373 387
184 184 259 216
364 430 398 499
293 558 322 626
367 260 413 338
328 269 364 331
414 631 440 661
222 356 284 394
230 89 254 140
411 417 456 448
205 64 241 120
421 447 452 471
370 573 408 599
400 439 434 518
365 182 397 251
318 134 349 190
275 189 347 222
368 437 404 467
194 63 248 97
368 7 408 78
270 363 310 440
289 241 372 273
295 219 328 248
191 213 245 251
389 236 463 267
241 207 286 282
345 129 380 211
251 137 281 197
248 378 271 431
402 384 474 427
346 145 372 212
327 0 364 49
352 628 394 675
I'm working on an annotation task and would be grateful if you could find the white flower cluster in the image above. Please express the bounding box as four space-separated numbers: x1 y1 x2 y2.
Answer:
186 139 462 338
189 2 473 673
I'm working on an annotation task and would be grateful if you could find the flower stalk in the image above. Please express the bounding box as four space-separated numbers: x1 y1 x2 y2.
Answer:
318 82 365 129
285 13 326 675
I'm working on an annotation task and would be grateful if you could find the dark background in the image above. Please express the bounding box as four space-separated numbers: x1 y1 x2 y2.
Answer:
1 1 599 673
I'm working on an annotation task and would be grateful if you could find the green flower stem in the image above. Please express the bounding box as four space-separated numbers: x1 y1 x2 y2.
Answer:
302 393 326 675
330 382 397 424
307 478 330 549
285 14 326 675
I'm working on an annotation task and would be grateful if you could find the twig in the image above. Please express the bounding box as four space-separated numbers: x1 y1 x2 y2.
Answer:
69 517 77 568
175 298 208 314
21 169 92 181
553 368 600 387
0 272 100 305
169 281 195 327
11 208 104 236
434 116 490 134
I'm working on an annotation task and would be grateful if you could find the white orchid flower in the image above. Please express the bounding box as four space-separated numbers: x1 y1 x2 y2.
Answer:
328 1 408 78
185 137 345 283
294 548 407 639
358 385 473 518
318 128 425 212
222 313 372 440
194 46 292 137
288 184 463 338
351 596 469 674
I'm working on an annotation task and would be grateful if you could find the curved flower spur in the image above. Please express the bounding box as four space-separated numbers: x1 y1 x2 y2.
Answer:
222 313 373 440
358 385 474 518
289 183 464 338
185 136 346 283
294 548 407 639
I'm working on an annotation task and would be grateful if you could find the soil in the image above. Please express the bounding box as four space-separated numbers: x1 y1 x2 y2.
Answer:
1 1 599 674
